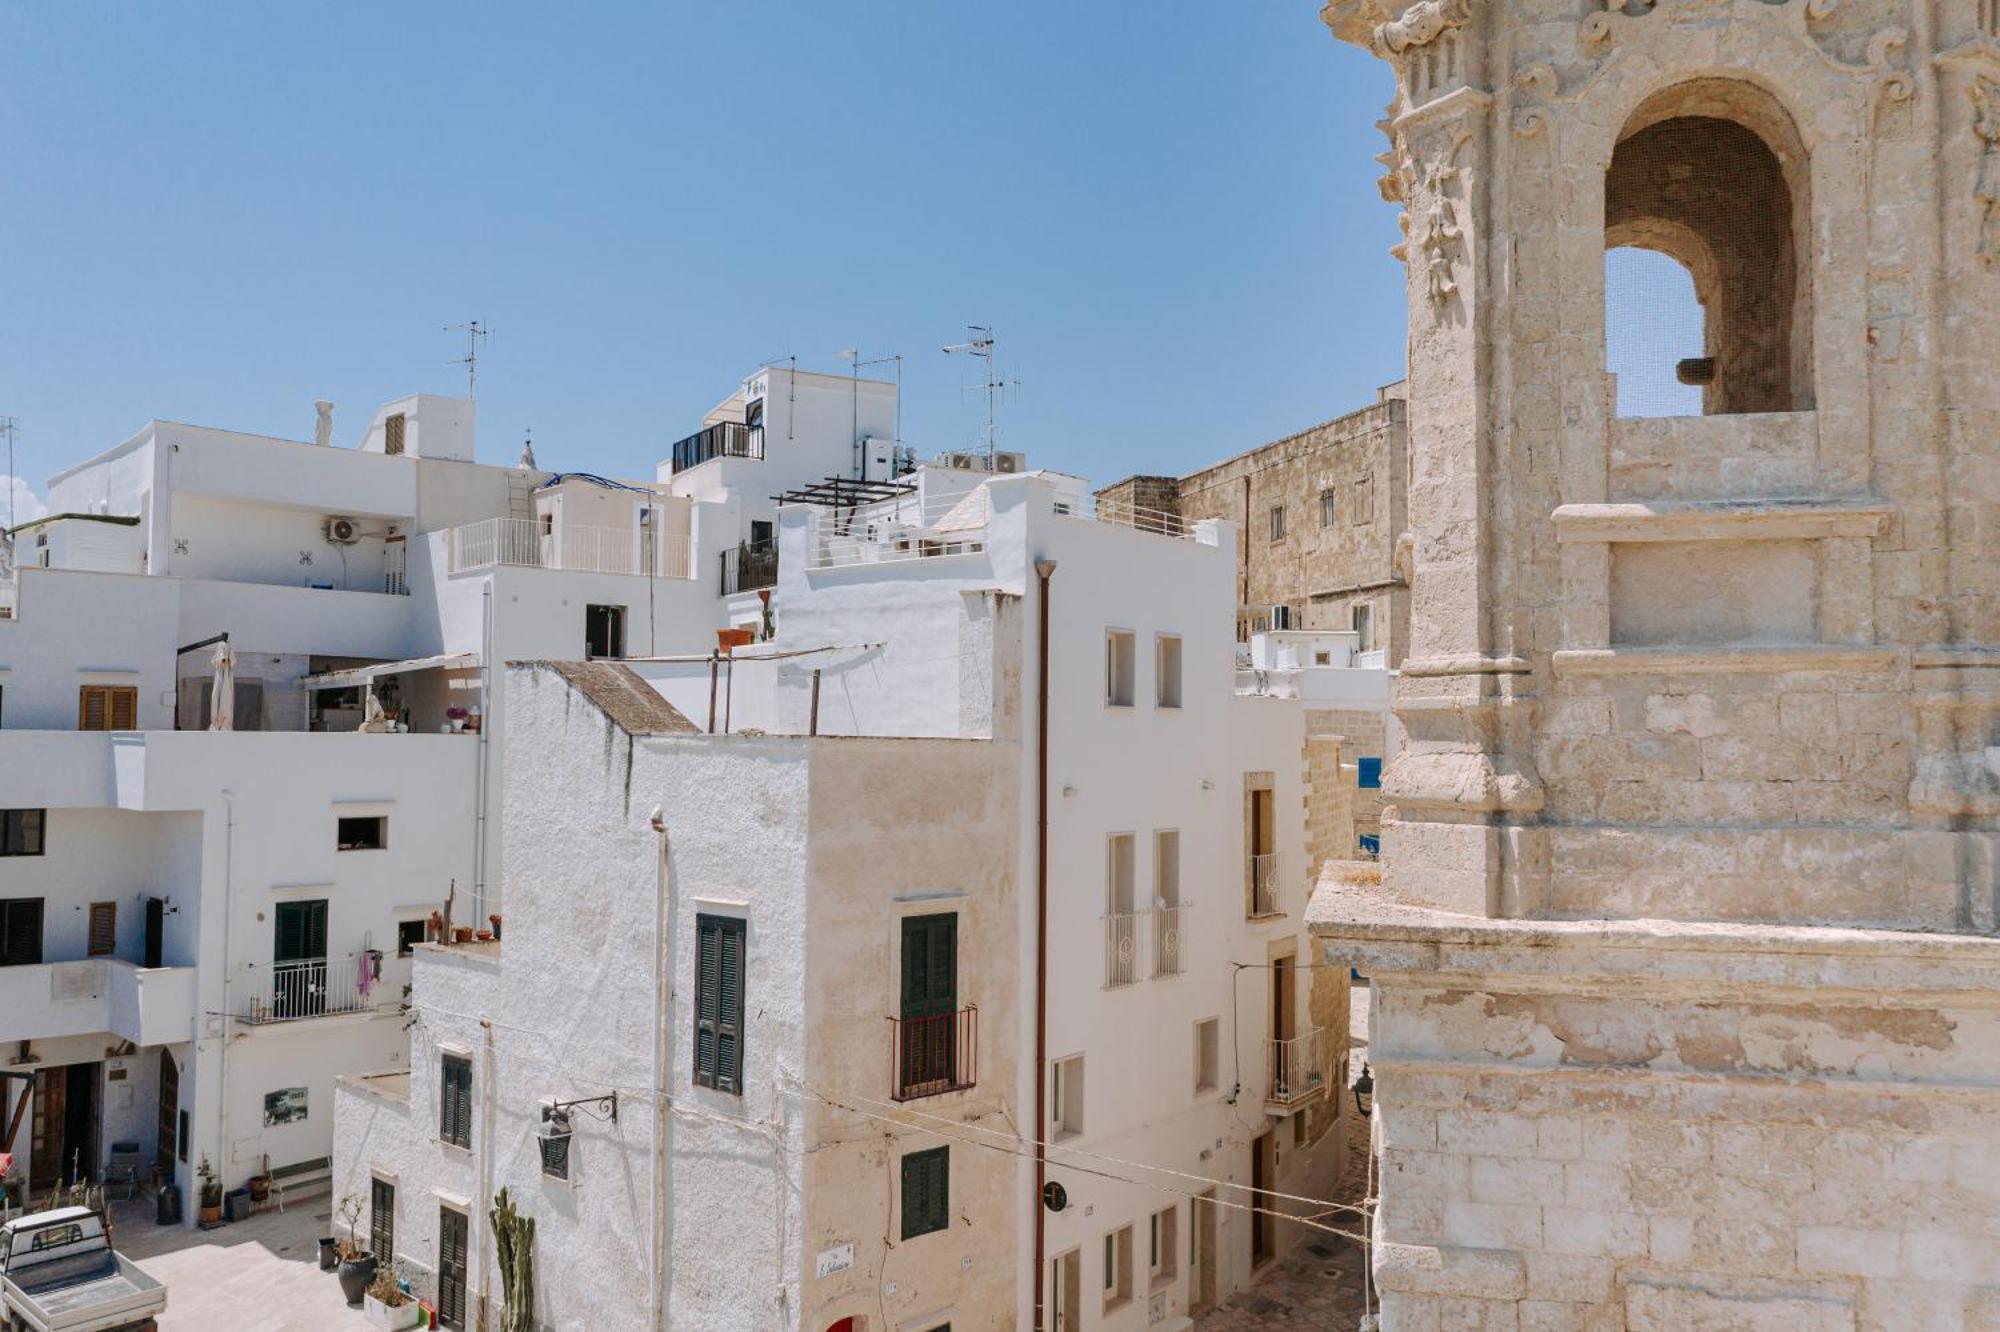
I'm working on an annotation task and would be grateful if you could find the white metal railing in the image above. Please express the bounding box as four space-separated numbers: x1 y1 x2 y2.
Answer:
1153 903 1185 976
807 489 991 571
448 517 695 579
1249 853 1280 917
1062 495 1196 540
236 956 374 1024
0 578 14 619
1355 648 1387 669
1105 910 1145 988
383 542 408 595
1267 1026 1325 1106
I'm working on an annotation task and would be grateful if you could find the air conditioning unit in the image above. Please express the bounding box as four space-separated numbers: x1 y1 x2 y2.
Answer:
324 516 361 545
993 451 1026 474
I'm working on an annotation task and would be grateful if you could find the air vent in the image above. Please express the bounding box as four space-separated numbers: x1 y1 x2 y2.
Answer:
324 517 361 545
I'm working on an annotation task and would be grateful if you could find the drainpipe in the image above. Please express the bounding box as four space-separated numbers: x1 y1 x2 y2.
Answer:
478 1020 496 1331
1031 558 1056 1330
213 788 236 1202
649 809 673 1332
474 581 493 923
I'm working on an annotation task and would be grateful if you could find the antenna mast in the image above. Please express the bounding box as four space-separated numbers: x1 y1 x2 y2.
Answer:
942 326 1003 469
444 321 489 400
0 416 16 531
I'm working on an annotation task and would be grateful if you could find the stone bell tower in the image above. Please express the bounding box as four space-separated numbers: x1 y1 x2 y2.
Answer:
1311 0 2000 1320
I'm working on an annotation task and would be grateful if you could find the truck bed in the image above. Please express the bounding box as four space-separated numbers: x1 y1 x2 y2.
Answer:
5 1249 165 1332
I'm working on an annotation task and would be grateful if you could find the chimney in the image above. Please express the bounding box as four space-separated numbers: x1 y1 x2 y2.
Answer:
314 400 334 447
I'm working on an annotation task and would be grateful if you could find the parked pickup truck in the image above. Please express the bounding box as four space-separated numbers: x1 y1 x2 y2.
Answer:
0 1207 165 1332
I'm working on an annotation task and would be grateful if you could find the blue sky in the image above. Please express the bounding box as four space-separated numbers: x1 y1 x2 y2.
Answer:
0 3 1409 511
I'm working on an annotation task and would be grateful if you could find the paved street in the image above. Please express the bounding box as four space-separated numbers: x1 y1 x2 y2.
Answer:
112 1193 375 1331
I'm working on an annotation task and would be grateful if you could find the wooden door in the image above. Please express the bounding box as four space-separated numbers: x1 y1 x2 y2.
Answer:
29 1067 63 1189
438 1206 469 1329
156 1051 178 1169
144 898 164 970
1251 1133 1275 1266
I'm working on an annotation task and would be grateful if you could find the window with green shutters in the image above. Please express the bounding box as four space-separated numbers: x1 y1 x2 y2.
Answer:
439 1053 472 1148
438 1206 468 1330
369 1176 394 1262
694 914 746 1094
901 1145 949 1240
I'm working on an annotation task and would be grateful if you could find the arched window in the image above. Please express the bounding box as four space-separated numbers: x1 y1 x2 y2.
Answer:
1605 80 1813 416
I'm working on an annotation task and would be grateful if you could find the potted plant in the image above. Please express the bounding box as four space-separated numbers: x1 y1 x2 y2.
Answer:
488 913 503 941
474 929 493 942
195 1155 223 1226
247 1153 271 1205
445 706 469 734
364 1268 421 1330
427 910 444 942
451 924 474 944
334 1192 378 1305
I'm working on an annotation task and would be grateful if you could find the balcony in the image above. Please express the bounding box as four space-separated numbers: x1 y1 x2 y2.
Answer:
1105 911 1144 988
1249 853 1281 918
670 422 764 474
236 956 379 1025
1153 904 1185 977
889 1005 978 1101
0 958 197 1048
448 518 694 579
1266 1027 1326 1109
807 488 989 571
720 539 778 596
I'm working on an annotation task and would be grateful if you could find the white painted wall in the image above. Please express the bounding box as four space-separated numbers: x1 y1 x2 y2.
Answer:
0 569 180 730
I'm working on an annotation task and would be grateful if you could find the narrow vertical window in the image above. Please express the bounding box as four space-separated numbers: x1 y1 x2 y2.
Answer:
1105 631 1136 707
383 413 407 456
437 1206 468 1329
1194 1017 1220 1094
439 1053 472 1148
370 1176 395 1262
1154 635 1182 709
1319 488 1337 527
1052 1055 1085 1140
87 902 116 957
694 914 746 1094
0 898 44 966
1268 505 1285 542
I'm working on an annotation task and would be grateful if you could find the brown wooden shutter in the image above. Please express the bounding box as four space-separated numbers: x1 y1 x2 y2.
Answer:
78 685 137 731
87 902 116 957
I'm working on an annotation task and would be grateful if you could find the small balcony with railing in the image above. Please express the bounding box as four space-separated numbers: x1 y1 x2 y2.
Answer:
888 1005 978 1101
670 421 764 474
1153 903 1185 977
1266 1026 1326 1110
1105 911 1145 989
720 539 778 595
1248 853 1281 919
236 955 382 1025
447 518 694 579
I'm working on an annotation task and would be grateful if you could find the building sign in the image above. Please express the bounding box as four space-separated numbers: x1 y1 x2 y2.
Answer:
264 1087 308 1126
815 1242 854 1279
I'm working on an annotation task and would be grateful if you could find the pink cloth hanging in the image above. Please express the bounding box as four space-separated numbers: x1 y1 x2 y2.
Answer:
357 950 375 999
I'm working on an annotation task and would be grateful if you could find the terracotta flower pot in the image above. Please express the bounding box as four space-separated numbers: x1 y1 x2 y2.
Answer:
451 925 474 944
474 929 493 942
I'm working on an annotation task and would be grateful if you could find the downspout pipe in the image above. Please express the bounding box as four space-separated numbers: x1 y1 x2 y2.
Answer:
1032 558 1056 1330
649 809 673 1332
214 789 236 1205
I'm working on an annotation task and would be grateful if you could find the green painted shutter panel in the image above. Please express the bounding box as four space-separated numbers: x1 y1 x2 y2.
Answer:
440 1055 471 1147
901 1145 949 1240
370 1176 394 1261
717 920 744 1093
694 918 720 1088
438 1207 468 1329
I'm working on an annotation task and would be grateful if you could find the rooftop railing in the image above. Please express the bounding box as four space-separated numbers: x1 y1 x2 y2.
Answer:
807 488 990 571
670 422 764 474
720 539 778 596
1056 494 1197 540
448 518 694 579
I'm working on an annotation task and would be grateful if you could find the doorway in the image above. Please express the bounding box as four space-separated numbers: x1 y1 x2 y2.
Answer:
273 899 329 1020
144 897 165 969
30 1063 101 1189
585 604 625 660
156 1050 179 1170
898 913 959 1096
1190 1188 1218 1312
1251 1132 1276 1267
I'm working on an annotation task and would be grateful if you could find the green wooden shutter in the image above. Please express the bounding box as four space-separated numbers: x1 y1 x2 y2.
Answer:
370 1177 394 1261
438 1206 468 1329
440 1055 471 1147
695 915 745 1094
901 1145 949 1240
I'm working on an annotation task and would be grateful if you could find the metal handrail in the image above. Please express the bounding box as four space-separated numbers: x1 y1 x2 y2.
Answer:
1153 903 1186 976
448 517 694 579
889 1005 978 1101
720 539 779 595
670 422 765 474
237 955 375 1024
1249 853 1280 917
1267 1026 1325 1106
1105 910 1146 988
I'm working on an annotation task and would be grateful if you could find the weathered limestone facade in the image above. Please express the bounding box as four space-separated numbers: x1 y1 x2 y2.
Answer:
1307 0 2000 1322
1096 386 1412 661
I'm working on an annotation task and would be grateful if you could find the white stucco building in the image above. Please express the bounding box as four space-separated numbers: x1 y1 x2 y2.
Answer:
0 367 911 1225
334 468 1352 1330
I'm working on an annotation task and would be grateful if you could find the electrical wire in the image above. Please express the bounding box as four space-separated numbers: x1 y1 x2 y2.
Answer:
785 1074 1372 1246
808 1078 1372 1220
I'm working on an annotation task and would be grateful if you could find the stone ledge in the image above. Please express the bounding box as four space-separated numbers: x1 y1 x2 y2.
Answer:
1372 1241 1526 1300
1551 645 1901 677
1551 497 1891 543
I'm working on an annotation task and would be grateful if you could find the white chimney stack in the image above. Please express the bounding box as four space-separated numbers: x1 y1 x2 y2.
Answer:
314 400 334 447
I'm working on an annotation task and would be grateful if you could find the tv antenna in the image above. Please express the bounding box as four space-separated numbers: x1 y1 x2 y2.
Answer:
444 321 489 400
839 348 904 476
0 416 16 531
942 326 1013 468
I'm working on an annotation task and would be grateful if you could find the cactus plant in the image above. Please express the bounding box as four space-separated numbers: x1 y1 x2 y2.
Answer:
490 1187 535 1332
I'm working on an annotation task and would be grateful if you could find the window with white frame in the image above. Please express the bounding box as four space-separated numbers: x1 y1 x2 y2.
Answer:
1106 630 1136 707
1052 1054 1084 1141
1155 634 1182 709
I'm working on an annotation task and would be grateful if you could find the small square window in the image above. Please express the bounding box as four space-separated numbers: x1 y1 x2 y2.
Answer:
1194 1018 1220 1094
1155 635 1182 710
1105 631 1136 708
1268 505 1285 543
0 810 45 856
337 816 387 851
397 919 428 957
1052 1055 1085 1141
